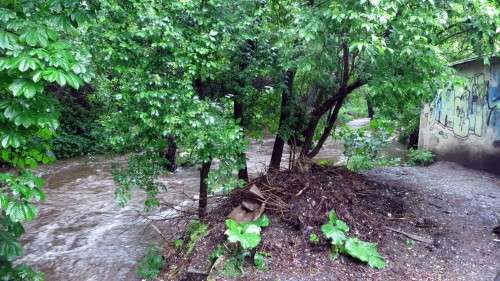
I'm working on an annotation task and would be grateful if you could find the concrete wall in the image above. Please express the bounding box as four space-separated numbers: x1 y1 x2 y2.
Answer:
419 58 500 174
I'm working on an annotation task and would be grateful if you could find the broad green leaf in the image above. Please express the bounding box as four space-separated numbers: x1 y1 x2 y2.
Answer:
8 79 40 98
342 238 386 269
6 201 38 222
17 56 39 72
0 30 17 50
42 68 67 86
225 219 263 250
1 134 22 148
64 72 82 89
321 223 347 245
19 28 49 47
252 215 270 228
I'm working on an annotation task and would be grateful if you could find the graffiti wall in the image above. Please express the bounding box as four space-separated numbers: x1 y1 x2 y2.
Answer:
419 58 500 174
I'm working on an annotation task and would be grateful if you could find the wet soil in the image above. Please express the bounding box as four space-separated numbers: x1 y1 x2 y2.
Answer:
169 162 500 281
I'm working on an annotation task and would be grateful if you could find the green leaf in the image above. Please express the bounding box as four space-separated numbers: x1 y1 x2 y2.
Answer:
335 219 349 232
6 201 38 222
8 79 40 98
321 223 347 245
225 219 262 250
0 193 9 209
32 70 42 82
252 215 270 228
0 230 24 261
42 68 67 86
19 28 49 47
0 30 18 50
254 252 267 270
342 238 386 269
1 134 22 148
64 72 82 89
17 56 39 72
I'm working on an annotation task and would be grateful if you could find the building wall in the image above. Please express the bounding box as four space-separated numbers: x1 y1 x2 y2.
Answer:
419 59 500 174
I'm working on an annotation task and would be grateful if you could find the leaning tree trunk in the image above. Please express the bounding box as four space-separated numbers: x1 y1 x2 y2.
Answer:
300 42 365 159
233 97 249 182
198 160 212 218
269 70 295 171
307 96 346 158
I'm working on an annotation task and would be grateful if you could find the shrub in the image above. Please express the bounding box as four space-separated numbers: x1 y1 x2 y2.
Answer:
406 148 435 166
136 245 165 280
335 119 400 171
51 89 110 159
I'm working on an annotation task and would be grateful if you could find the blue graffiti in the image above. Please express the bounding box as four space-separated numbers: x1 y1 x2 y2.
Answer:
488 64 500 146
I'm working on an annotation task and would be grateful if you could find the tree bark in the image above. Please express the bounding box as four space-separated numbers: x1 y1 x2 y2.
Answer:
366 95 375 119
163 136 177 172
198 160 212 218
407 128 419 149
307 96 346 158
233 98 249 182
269 70 295 171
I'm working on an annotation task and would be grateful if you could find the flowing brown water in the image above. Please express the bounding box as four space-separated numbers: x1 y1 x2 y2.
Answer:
17 119 405 281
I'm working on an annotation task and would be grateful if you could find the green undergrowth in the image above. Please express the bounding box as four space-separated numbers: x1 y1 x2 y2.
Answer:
406 148 435 166
166 212 386 279
136 245 165 280
208 215 271 278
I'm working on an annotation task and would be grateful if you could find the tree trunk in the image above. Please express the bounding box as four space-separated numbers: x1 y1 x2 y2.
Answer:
407 128 419 149
198 160 212 218
366 95 375 119
163 136 177 172
269 70 295 171
308 96 346 158
300 43 364 158
233 98 249 182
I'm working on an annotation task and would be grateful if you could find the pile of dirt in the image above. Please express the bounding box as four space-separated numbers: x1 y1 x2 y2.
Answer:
161 164 493 281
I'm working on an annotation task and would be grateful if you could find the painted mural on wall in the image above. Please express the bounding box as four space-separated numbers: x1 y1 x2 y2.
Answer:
428 64 500 146
489 65 500 146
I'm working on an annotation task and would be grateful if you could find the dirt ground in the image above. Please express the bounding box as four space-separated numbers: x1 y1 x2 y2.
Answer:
162 161 500 281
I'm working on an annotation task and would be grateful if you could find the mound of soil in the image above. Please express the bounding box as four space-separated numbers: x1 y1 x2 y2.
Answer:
161 164 498 281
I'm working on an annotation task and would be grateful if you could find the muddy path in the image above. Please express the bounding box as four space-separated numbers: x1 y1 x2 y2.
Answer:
363 162 500 281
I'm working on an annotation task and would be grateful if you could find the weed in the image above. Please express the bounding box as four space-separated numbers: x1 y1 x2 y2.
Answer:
224 215 269 250
209 244 225 264
320 210 386 269
406 148 434 166
318 159 335 167
309 232 320 244
212 215 271 276
405 239 415 247
185 220 209 255
173 239 183 249
136 245 165 280
254 252 271 271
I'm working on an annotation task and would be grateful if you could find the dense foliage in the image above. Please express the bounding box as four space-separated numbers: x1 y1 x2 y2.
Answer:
50 87 109 159
0 0 91 279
